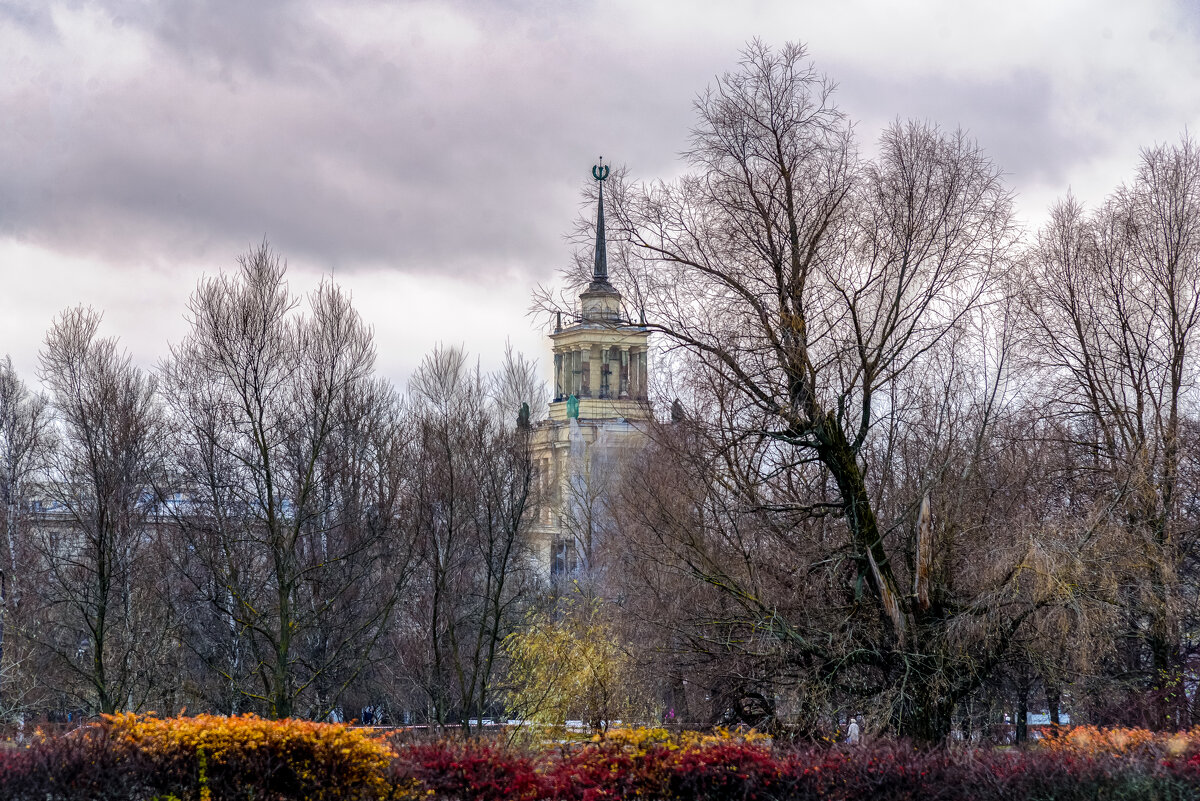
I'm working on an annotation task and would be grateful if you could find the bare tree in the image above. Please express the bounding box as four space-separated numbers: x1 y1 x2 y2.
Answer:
395 345 538 733
0 356 49 714
159 242 408 719
32 307 165 714
1021 135 1200 727
573 40 1065 741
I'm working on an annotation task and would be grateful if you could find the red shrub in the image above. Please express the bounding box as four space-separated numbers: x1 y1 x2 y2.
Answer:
546 743 662 801
0 725 164 801
663 740 782 801
391 740 545 801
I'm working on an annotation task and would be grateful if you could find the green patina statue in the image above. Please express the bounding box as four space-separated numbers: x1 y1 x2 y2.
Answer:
567 394 580 419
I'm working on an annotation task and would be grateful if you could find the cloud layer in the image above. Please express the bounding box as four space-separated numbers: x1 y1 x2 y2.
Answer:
3 0 1200 381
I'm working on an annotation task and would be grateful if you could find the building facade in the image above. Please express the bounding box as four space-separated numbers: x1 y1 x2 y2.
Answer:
529 164 651 578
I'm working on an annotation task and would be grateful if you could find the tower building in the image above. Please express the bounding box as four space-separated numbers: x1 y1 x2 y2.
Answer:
530 162 651 578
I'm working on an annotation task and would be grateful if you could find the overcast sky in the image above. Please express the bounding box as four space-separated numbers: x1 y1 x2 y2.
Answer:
3 0 1200 388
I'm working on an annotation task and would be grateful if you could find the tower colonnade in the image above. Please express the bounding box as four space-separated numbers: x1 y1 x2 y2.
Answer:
553 344 649 402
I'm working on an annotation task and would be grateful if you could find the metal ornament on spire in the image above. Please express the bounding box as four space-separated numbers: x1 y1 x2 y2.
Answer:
592 158 610 285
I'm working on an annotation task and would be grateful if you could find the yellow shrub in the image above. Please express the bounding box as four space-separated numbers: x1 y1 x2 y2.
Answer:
102 713 394 799
595 725 769 754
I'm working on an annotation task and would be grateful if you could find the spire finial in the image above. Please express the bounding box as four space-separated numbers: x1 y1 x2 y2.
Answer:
592 157 609 183
591 158 610 284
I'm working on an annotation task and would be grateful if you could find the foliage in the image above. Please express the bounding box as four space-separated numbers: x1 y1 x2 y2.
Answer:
1041 725 1200 760
0 713 392 800
394 726 1200 801
389 740 543 801
0 723 160 801
3 719 1200 800
503 594 630 734
544 734 1200 801
549 731 781 801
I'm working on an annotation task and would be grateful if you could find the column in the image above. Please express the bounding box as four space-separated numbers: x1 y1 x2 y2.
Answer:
553 352 563 400
619 347 630 398
590 345 602 398
571 348 582 396
600 347 611 398
639 348 649 400
576 347 585 398
628 349 640 400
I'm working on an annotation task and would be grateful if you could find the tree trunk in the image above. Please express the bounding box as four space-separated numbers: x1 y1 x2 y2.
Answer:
895 674 955 743
668 673 689 727
1015 679 1029 745
1152 634 1180 731
814 415 906 643
1046 683 1061 727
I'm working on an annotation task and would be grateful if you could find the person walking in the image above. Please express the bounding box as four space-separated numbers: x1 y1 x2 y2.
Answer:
846 716 860 744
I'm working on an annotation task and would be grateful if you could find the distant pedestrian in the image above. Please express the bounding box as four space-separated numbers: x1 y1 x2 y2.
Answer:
846 716 860 744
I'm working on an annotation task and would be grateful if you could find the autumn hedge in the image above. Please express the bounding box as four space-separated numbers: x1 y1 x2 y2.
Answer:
2 717 1200 800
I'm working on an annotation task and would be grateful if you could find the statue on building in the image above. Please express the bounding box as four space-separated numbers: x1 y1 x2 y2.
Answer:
566 394 580 419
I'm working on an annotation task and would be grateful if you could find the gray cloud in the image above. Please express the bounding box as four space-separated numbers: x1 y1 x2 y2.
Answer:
3 0 1200 383
0 0 702 281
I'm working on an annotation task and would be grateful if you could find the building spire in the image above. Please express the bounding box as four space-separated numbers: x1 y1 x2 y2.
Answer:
592 159 610 285
577 159 621 323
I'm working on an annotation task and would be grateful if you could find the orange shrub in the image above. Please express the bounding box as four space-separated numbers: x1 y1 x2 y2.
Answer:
1041 725 1200 760
8 713 397 800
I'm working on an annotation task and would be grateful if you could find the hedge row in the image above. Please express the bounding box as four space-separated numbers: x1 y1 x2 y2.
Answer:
1 716 1199 800
400 736 1200 801
0 714 391 801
